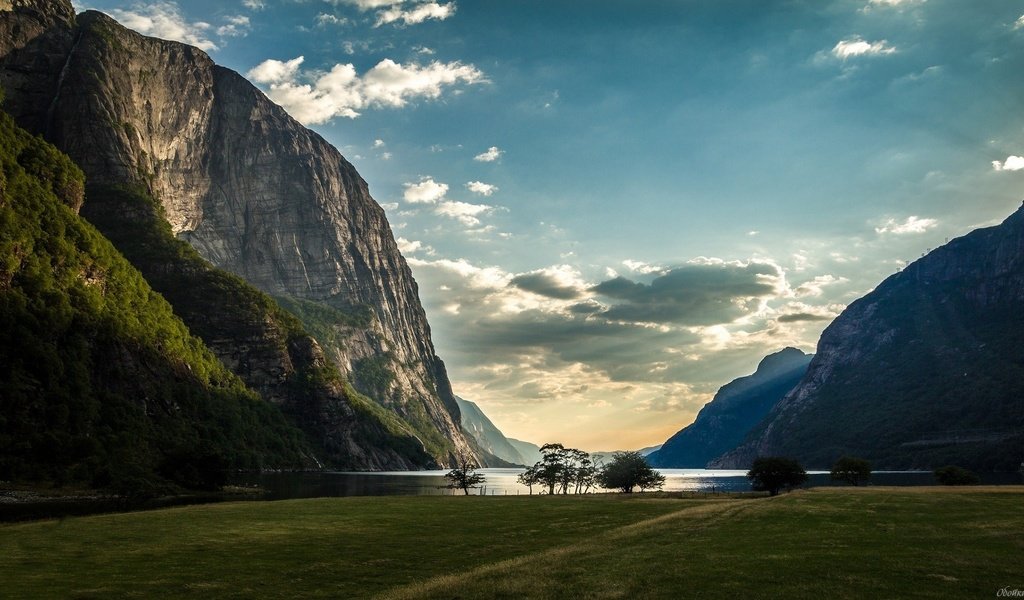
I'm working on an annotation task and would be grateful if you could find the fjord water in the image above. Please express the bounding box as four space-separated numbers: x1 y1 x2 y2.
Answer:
234 469 1019 500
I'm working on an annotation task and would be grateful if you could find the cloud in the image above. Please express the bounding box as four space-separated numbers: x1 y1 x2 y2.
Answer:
403 177 449 203
242 0 265 9
866 0 925 6
436 200 493 226
590 261 783 326
373 139 386 148
474 146 503 162
992 156 1024 171
511 266 587 300
216 15 250 38
396 237 431 255
874 216 938 235
465 181 498 196
831 37 897 60
376 2 455 27
247 57 484 124
1016 15 1024 30
106 2 218 51
316 13 349 27
333 0 404 9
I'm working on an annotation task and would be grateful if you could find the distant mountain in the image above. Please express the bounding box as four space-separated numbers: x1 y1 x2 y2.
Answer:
714 206 1024 472
456 397 529 466
508 439 544 466
647 348 811 468
591 444 664 465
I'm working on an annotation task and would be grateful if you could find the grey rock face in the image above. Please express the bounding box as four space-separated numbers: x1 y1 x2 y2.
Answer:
0 0 475 465
456 397 530 466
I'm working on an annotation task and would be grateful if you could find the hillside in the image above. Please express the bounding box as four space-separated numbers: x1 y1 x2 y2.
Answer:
0 108 311 492
714 206 1024 471
647 348 811 468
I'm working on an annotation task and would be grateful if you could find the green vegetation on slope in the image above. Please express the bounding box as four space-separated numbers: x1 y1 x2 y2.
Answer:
0 111 310 492
1 489 1021 599
79 183 434 470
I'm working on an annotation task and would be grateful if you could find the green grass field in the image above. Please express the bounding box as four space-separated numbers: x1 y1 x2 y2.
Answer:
2 488 1022 599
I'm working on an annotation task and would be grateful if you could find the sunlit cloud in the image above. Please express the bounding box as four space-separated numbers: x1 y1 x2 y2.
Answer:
248 56 484 124
436 200 494 226
466 181 498 196
403 177 449 204
874 216 938 235
376 2 455 27
474 146 503 162
831 37 897 60
992 155 1024 171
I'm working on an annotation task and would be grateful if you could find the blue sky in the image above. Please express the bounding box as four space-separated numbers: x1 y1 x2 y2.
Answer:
78 0 1024 450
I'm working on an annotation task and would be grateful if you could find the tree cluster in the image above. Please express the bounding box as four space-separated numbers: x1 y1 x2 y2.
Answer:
517 445 665 495
517 443 599 494
830 456 872 486
443 455 487 495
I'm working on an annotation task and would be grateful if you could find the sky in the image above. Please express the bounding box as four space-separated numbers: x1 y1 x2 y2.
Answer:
75 0 1024 451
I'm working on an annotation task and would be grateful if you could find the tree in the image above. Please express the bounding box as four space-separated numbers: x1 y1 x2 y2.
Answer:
747 457 808 496
934 465 980 486
443 456 486 495
596 451 665 494
517 464 540 495
830 456 872 486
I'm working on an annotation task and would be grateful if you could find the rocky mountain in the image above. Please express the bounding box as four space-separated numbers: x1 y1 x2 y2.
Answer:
0 0 475 466
0 108 312 491
455 397 529 466
714 206 1024 472
646 348 811 468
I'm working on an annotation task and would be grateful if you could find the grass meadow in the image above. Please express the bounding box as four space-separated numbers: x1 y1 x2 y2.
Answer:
2 487 1022 598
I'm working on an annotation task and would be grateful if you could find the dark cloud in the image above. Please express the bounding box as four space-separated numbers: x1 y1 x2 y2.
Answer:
567 300 605 314
510 272 583 299
777 312 832 323
590 263 780 325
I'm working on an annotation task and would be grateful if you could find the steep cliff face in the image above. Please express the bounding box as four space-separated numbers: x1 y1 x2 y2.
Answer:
646 348 811 468
714 206 1024 471
0 0 474 464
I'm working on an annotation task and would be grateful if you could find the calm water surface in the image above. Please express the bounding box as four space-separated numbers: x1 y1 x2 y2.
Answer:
233 468 1021 500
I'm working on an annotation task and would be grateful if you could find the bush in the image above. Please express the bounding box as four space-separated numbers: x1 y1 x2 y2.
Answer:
747 457 808 496
934 465 980 486
830 456 872 486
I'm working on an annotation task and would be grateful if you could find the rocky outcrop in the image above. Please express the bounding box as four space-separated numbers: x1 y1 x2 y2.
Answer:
713 205 1024 471
0 0 475 465
646 348 811 468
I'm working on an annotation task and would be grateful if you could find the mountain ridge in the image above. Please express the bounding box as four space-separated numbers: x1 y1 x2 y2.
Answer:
713 205 1024 471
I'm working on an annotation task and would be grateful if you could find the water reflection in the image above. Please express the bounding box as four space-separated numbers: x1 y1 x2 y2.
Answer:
231 468 1015 501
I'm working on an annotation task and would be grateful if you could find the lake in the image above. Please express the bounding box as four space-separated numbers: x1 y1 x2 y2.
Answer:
232 468 1023 500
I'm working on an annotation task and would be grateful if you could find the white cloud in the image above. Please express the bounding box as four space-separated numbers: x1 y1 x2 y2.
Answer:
396 237 424 254
376 2 455 27
373 139 386 148
436 200 493 226
474 146 503 162
867 0 924 5
992 155 1024 171
216 15 250 38
465 181 498 196
106 2 218 51
403 177 449 204
334 0 403 9
1016 15 1024 30
875 216 938 235
247 57 484 124
243 0 265 9
316 13 349 27
831 37 897 60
